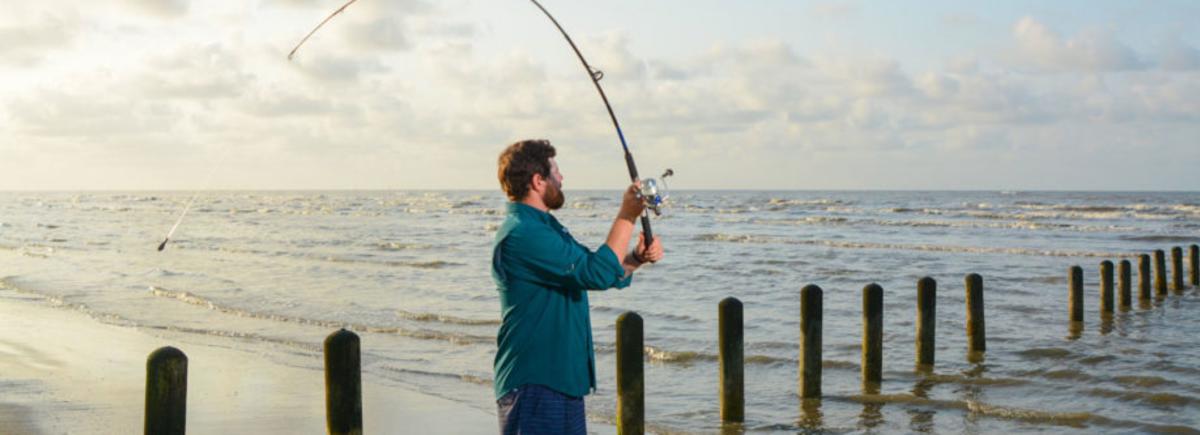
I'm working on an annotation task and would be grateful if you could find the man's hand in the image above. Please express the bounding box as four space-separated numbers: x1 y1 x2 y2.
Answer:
618 181 645 222
633 233 663 264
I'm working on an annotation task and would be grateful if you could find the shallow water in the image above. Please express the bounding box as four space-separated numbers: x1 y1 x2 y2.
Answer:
0 190 1198 433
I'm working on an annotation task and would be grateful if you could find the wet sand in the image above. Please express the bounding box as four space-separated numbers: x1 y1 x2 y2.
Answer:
0 294 500 434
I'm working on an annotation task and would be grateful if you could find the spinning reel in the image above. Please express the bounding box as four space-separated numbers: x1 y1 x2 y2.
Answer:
639 168 674 216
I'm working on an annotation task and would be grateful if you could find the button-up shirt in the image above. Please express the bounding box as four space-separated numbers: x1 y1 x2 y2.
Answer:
491 202 632 399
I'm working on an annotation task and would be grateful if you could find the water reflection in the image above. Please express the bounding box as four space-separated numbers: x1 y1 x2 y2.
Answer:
1099 313 1114 335
1067 321 1083 341
909 374 935 433
858 384 883 430
797 398 822 431
960 363 986 431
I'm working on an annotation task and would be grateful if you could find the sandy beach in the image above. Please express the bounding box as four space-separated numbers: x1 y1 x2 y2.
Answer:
0 292 501 434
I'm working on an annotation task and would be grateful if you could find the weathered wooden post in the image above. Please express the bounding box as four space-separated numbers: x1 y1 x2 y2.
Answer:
1172 246 1184 293
616 312 644 434
325 329 361 435
861 284 883 389
1069 266 1083 335
1191 244 1199 287
1118 260 1132 310
916 277 936 370
799 285 823 399
1099 261 1114 315
1155 249 1167 296
965 274 985 360
1138 254 1152 302
718 297 744 423
145 346 187 435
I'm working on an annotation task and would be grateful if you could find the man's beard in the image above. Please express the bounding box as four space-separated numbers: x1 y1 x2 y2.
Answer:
543 181 565 210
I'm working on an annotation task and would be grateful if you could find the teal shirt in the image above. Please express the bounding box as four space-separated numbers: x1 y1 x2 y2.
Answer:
491 202 632 399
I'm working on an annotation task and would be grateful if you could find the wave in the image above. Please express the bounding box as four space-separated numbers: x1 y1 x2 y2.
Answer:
590 305 703 324
375 242 433 251
377 366 493 386
886 203 1200 222
394 309 499 326
182 245 465 269
1120 235 1198 244
842 393 1092 427
1016 347 1073 360
149 287 492 345
1086 388 1197 407
693 233 1128 258
751 216 1130 233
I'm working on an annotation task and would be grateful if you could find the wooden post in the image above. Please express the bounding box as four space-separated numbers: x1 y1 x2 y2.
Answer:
1118 260 1132 310
1155 249 1167 296
965 274 985 359
1172 246 1184 293
1191 244 1199 287
1069 266 1083 323
1138 254 1152 301
916 277 936 369
325 329 362 435
616 312 644 435
1099 261 1114 315
861 284 883 389
799 285 823 399
145 346 187 435
718 297 744 423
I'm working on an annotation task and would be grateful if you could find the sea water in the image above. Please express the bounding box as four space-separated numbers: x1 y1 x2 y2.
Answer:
0 190 1197 433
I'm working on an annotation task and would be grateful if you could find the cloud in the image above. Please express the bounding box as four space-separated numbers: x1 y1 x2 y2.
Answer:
1160 38 1200 71
809 2 859 20
290 54 389 82
1009 16 1143 72
0 11 79 67
139 44 254 99
342 17 412 51
123 0 190 18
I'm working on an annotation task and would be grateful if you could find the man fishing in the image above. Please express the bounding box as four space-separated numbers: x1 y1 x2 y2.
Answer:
491 139 664 434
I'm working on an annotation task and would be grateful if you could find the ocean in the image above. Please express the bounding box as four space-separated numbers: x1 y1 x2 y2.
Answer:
1 190 1197 433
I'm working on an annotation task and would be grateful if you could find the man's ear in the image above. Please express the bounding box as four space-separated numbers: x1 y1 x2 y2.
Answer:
529 172 545 193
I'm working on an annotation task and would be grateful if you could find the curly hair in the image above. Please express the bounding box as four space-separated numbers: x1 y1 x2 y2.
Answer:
498 139 556 201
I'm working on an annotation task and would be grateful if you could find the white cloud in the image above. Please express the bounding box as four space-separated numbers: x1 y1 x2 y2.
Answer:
0 10 79 67
124 0 190 18
1 1 1198 190
1009 16 1143 72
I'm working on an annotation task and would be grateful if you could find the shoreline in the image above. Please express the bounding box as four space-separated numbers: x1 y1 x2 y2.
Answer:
0 291 501 434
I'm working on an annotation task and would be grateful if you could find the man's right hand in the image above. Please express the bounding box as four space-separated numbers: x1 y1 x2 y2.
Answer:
618 181 646 222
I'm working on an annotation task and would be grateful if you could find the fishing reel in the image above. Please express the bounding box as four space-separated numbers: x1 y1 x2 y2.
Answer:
639 169 673 216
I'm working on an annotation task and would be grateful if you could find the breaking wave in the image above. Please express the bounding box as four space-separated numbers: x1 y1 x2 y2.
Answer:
693 233 1129 258
149 287 492 345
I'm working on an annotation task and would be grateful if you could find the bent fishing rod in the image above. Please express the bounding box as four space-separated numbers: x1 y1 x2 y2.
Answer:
280 0 671 250
528 0 670 249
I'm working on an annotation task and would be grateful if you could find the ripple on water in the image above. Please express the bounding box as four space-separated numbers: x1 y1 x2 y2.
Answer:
1016 347 1073 360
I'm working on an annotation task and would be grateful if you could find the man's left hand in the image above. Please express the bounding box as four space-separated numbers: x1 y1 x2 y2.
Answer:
634 233 664 264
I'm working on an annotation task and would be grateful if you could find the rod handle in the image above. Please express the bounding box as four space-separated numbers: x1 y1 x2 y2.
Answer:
640 215 653 251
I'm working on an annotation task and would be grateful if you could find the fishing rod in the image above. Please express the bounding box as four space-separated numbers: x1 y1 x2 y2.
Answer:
527 0 671 249
286 0 671 249
157 153 227 251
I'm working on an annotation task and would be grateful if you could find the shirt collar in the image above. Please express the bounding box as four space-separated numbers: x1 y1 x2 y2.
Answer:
506 202 552 224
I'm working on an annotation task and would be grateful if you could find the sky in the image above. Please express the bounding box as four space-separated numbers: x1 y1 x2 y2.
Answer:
2 0 1198 191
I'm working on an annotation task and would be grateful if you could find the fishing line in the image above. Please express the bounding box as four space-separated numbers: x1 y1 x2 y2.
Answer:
157 154 227 252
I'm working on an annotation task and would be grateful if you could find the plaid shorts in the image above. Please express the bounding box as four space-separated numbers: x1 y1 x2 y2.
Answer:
497 384 587 435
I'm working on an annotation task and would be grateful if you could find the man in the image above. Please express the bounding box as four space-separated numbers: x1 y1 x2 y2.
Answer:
491 139 664 434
